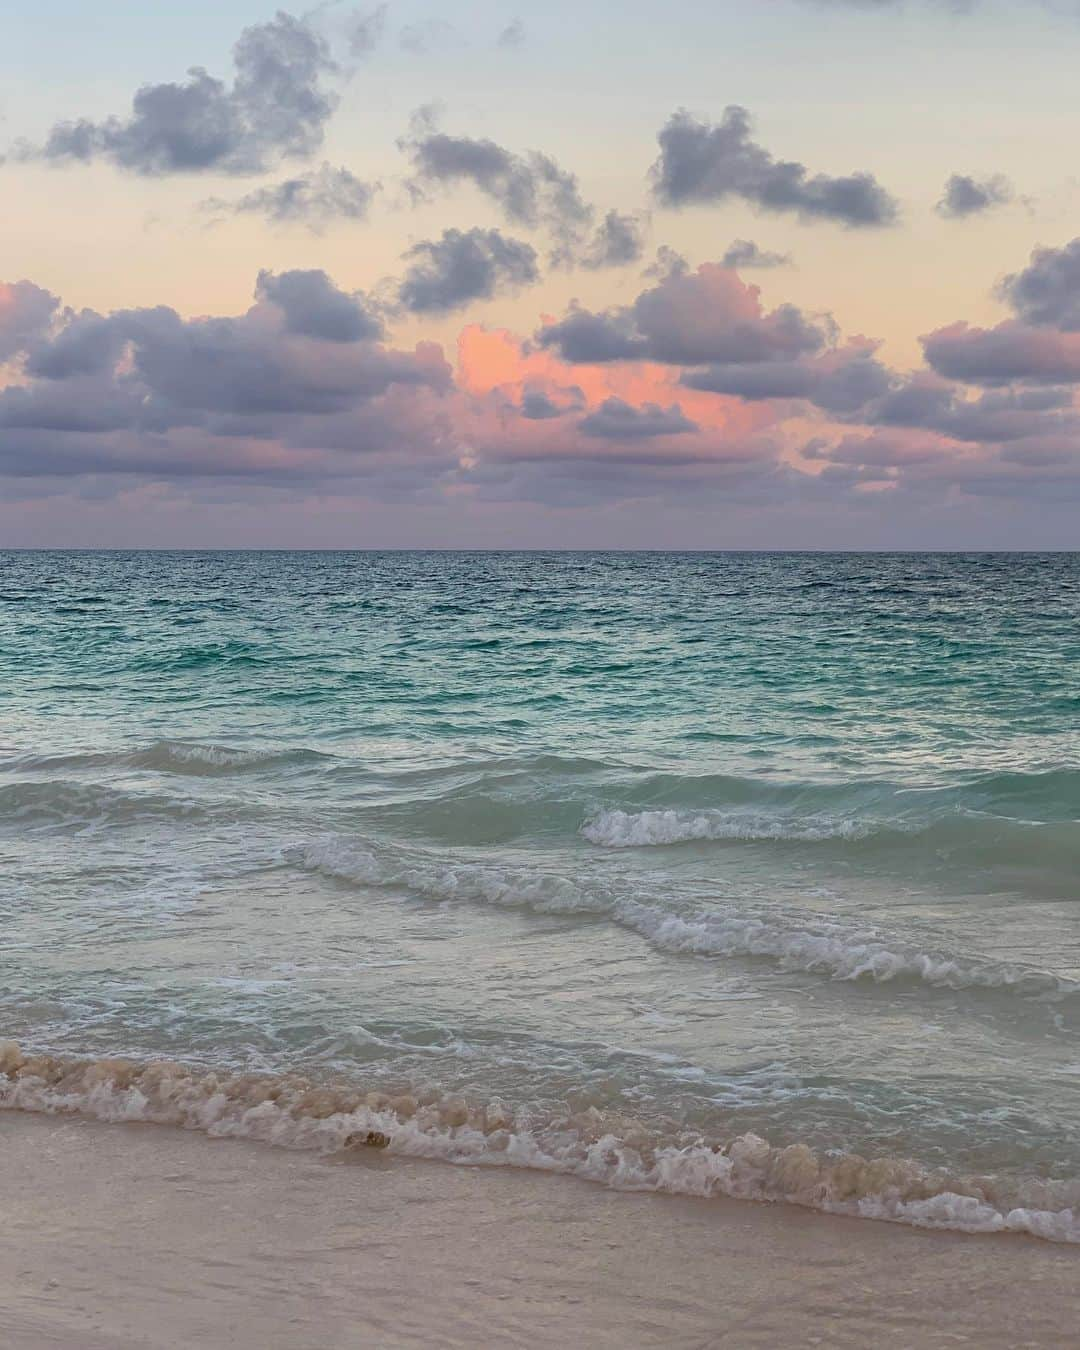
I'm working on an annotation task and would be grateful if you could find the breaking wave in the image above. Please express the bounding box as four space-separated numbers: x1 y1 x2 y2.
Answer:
293 837 1077 998
3 1043 1077 1243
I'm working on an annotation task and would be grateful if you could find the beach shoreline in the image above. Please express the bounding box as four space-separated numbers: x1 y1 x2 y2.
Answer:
3 1110 1077 1349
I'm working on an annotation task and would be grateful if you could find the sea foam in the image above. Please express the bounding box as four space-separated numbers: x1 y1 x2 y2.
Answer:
3 1042 1078 1244
296 836 1075 997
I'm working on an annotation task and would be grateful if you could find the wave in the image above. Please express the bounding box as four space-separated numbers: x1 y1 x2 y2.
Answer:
361 763 1080 857
128 741 326 775
0 779 212 829
579 805 1079 883
5 741 326 777
582 808 881 846
294 837 1077 998
3 1043 1077 1243
586 766 1080 823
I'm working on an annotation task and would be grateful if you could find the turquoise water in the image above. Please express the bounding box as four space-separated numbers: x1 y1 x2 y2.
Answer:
2 551 1079 1236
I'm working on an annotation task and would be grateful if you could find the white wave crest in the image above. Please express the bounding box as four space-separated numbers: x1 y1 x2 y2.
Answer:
3 1043 1078 1244
614 904 1071 993
294 837 1074 998
297 837 600 916
582 807 876 847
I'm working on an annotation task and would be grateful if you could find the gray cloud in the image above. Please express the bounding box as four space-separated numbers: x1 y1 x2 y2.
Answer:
210 162 378 227
347 5 388 56
922 321 1080 384
651 106 898 227
937 173 1013 219
27 11 337 176
0 281 60 363
520 390 564 420
535 306 646 362
721 239 792 269
579 398 698 438
686 336 1079 442
13 270 446 424
497 18 526 47
684 353 891 412
398 227 540 313
812 356 895 412
683 362 819 400
539 262 831 365
860 375 1079 444
913 237 1080 386
254 269 383 342
24 312 130 380
402 120 593 260
998 238 1080 330
643 246 690 279
580 211 648 270
0 269 458 497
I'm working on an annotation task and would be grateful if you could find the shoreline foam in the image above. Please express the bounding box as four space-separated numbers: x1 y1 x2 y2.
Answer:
5 1109 1080 1350
4 1041 1078 1244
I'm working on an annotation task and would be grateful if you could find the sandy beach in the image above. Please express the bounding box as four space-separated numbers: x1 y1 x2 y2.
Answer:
2 1110 1077 1350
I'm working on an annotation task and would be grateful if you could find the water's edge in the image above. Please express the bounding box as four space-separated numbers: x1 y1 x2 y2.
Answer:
4 1042 1077 1244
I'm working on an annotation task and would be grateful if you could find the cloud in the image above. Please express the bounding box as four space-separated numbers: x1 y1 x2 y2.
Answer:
402 118 593 260
254 269 383 341
497 18 526 48
2 271 449 468
520 390 567 419
998 238 1080 330
455 323 782 493
398 228 540 313
535 307 646 362
3 244 1076 540
922 321 1080 384
538 263 831 365
207 162 377 227
682 362 819 400
651 106 898 227
578 398 698 438
684 350 890 411
0 281 60 363
914 236 1080 385
25 11 338 176
580 211 649 270
721 239 792 269
347 5 388 56
643 246 690 279
937 173 1013 218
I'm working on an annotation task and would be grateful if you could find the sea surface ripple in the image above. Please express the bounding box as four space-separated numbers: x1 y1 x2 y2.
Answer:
2 550 1078 1238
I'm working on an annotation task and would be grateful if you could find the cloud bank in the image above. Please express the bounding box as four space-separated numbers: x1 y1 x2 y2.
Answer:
2 241 1076 544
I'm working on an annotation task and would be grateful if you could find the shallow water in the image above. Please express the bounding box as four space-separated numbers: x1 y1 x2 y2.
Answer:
2 550 1079 1236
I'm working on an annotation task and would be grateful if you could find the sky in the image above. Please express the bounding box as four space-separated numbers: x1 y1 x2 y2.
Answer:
2 0 1080 548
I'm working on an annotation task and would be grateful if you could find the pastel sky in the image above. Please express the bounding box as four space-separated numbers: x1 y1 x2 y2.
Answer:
3 0 1080 547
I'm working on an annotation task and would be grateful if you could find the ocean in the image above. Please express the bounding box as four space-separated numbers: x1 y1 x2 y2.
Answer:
2 550 1078 1240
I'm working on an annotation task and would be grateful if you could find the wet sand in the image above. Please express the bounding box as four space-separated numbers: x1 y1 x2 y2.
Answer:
2 1110 1077 1349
